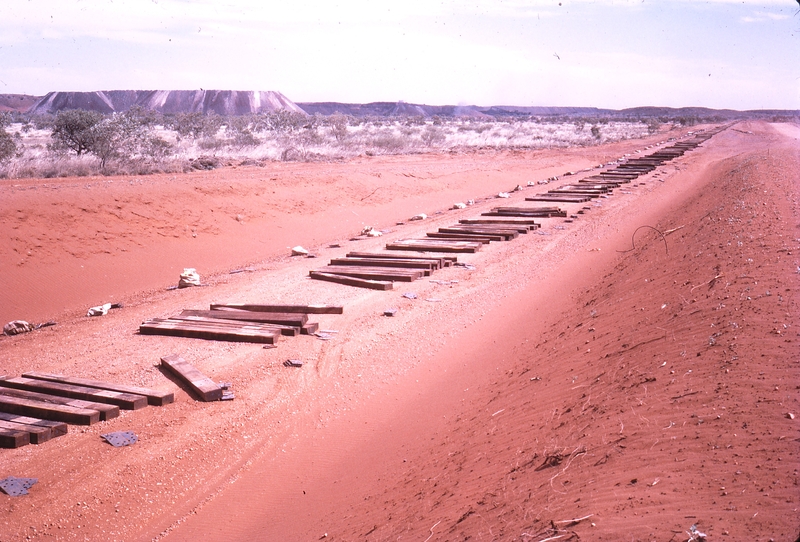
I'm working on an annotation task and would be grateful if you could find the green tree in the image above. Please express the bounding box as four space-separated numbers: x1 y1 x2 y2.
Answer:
328 113 349 142
0 112 16 163
0 132 15 163
51 109 104 156
168 111 223 140
51 107 172 169
93 108 173 169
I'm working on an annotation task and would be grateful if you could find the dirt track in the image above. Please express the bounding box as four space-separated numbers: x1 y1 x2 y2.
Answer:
1 122 798 542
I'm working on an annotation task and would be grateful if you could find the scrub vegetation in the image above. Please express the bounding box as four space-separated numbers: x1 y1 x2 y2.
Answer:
0 108 708 178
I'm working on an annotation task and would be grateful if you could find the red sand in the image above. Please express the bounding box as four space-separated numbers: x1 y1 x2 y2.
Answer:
0 122 798 542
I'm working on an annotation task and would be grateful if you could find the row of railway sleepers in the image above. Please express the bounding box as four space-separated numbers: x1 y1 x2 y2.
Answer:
0 373 173 448
140 304 343 342
617 133 717 170
527 186 610 203
508 131 718 210
381 212 545 261
312 130 722 291
391 223 525 250
310 251 458 290
580 136 702 186
482 206 566 218
309 208 551 292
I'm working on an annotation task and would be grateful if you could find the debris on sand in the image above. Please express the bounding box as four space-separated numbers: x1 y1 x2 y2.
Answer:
360 226 383 237
178 268 201 288
101 431 138 447
687 524 707 541
291 246 309 256
3 320 56 336
3 320 34 335
0 476 38 497
409 213 427 221
87 302 123 317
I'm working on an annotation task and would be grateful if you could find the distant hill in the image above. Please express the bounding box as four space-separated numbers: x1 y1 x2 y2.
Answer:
2 90 797 121
298 101 493 118
28 90 305 116
0 94 41 113
299 102 798 120
465 105 798 121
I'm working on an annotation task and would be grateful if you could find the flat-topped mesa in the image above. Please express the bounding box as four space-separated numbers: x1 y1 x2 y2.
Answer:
28 90 306 116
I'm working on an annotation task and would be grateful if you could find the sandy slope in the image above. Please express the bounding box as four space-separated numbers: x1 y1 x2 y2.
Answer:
0 123 797 542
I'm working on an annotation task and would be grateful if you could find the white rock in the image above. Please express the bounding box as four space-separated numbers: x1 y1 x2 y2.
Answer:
87 303 112 317
452 202 466 210
291 246 309 256
409 213 427 221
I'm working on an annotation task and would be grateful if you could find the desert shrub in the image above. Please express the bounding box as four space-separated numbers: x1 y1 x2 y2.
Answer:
168 111 223 139
370 132 406 153
223 117 261 148
421 125 446 146
198 136 224 150
32 114 55 131
189 156 220 170
590 125 602 140
326 113 350 142
232 130 260 148
253 110 309 134
646 118 661 134
0 131 17 163
0 113 16 163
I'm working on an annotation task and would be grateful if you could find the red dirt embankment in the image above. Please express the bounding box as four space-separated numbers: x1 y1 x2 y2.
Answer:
0 142 635 326
0 123 797 542
164 123 800 541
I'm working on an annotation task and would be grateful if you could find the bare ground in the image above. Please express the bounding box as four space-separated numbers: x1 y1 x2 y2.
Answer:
0 122 798 542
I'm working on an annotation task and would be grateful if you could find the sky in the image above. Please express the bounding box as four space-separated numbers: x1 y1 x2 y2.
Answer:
0 0 797 110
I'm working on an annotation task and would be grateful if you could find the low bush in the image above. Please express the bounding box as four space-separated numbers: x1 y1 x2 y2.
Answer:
0 110 684 178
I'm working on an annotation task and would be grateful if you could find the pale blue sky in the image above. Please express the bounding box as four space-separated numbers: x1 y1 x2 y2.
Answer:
0 0 797 110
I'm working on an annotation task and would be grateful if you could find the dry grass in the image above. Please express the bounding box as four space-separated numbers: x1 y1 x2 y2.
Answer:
0 117 657 178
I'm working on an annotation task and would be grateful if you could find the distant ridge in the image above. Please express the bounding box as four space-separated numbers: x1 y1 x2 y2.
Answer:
298 102 798 120
298 101 492 118
0 94 40 113
2 91 797 120
28 90 305 116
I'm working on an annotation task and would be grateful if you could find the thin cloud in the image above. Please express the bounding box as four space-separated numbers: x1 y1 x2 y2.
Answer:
740 10 791 23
